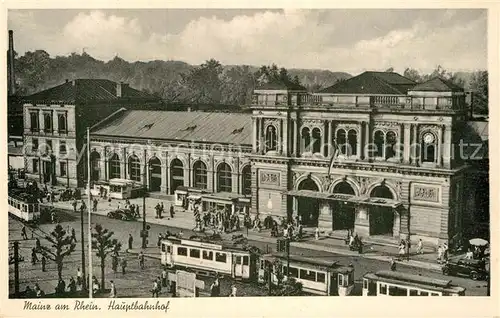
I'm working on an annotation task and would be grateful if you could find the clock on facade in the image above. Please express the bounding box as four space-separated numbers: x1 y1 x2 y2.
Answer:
423 133 435 144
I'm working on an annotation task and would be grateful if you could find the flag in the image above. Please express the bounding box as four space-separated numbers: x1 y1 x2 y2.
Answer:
328 139 341 175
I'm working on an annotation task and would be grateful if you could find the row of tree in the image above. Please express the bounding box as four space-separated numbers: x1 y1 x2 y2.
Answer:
9 50 488 114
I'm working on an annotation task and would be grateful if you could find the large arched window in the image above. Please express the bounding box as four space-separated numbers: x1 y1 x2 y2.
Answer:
301 127 311 153
217 162 232 192
242 165 252 195
265 125 277 152
312 128 322 154
170 159 184 193
109 154 121 179
90 151 101 181
385 131 397 159
348 129 358 156
128 155 141 182
336 129 347 155
193 161 208 189
374 130 385 157
421 132 437 163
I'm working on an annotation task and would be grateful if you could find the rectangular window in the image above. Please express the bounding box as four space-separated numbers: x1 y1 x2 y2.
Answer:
177 247 187 256
161 244 166 252
202 250 213 261
32 159 39 173
236 256 242 264
59 141 67 154
167 246 171 253
338 273 344 286
46 140 53 153
409 289 419 296
388 285 408 296
30 112 39 132
44 113 52 132
316 272 325 283
60 162 67 177
363 279 368 289
420 291 429 296
288 267 299 278
379 283 387 295
189 248 200 258
299 269 316 281
243 256 249 265
260 260 264 270
32 138 39 152
215 252 227 263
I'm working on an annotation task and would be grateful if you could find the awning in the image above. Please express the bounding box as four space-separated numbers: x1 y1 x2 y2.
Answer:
359 197 402 209
287 190 335 200
287 190 402 208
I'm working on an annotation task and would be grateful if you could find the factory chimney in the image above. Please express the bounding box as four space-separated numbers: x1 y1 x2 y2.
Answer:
8 30 16 95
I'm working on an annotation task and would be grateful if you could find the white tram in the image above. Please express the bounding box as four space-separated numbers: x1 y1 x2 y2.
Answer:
160 237 257 280
8 192 40 222
362 270 466 296
258 253 355 296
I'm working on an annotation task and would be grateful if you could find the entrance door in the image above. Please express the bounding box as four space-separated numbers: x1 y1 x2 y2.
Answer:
369 206 394 235
170 159 184 194
42 161 51 183
233 254 243 278
149 157 162 192
332 201 355 231
297 178 320 227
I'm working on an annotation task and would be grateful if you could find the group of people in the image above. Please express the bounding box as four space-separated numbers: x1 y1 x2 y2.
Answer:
346 230 364 254
191 206 241 234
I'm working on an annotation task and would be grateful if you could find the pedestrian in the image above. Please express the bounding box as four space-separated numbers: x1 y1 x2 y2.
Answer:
93 198 98 212
72 200 77 213
406 237 412 261
92 276 100 295
109 280 117 298
56 278 66 295
121 258 127 275
51 211 56 223
437 245 443 263
398 242 405 260
41 255 46 272
76 268 82 286
68 277 76 293
34 283 44 298
138 251 145 270
229 284 237 297
21 226 28 240
315 227 320 240
416 239 423 254
31 248 39 265
157 276 162 294
71 228 77 243
160 202 164 218
35 238 41 250
170 205 175 218
358 238 363 254
390 258 397 271
162 267 168 287
210 277 220 297
157 233 162 248
128 234 133 250
151 279 159 298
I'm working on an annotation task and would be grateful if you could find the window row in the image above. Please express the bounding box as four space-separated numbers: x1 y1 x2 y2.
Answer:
30 159 67 177
30 139 67 154
176 246 229 263
29 112 68 133
378 283 440 296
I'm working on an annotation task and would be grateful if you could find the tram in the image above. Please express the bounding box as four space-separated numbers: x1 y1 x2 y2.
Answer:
160 237 258 280
8 190 40 222
258 253 355 296
362 270 466 296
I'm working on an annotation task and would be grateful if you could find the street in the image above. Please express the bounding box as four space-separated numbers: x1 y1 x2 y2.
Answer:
9 210 488 297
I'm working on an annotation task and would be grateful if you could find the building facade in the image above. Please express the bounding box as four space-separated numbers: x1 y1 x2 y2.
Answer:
73 72 486 246
23 79 162 187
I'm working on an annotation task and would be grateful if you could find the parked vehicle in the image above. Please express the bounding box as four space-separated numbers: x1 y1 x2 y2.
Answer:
442 255 488 281
106 209 136 221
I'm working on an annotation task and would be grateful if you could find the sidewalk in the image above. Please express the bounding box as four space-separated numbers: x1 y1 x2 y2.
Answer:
45 195 442 272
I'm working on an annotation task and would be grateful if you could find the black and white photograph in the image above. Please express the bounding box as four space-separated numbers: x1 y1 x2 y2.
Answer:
4 5 494 307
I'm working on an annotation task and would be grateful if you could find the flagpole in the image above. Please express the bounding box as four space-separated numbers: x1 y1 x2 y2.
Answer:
87 127 93 299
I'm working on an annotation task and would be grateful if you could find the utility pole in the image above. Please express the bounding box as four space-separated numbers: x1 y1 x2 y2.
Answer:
286 238 290 277
142 149 147 249
80 200 87 292
13 241 20 297
87 127 93 299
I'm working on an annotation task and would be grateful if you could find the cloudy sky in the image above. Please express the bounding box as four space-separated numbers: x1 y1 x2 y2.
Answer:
8 9 487 74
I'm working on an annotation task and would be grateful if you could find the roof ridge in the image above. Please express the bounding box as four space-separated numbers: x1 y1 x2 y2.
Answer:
369 73 404 95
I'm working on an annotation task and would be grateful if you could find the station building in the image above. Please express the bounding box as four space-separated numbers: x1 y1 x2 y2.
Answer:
22 72 489 246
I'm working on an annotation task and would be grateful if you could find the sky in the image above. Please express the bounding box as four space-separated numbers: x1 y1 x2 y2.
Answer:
7 9 487 74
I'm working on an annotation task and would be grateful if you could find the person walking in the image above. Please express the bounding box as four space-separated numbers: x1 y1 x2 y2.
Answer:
138 251 145 270
398 242 405 261
34 283 44 298
111 255 118 273
71 228 77 243
160 202 164 219
416 239 423 254
21 226 28 240
128 234 133 250
315 227 320 240
437 245 443 263
210 277 220 297
390 258 397 271
31 248 39 265
229 284 237 297
109 280 117 298
151 279 159 298
121 258 127 275
76 268 83 287
162 268 168 287
41 255 46 272
170 205 175 218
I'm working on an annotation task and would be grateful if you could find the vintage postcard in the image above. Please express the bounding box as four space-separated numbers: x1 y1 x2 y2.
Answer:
1 1 498 318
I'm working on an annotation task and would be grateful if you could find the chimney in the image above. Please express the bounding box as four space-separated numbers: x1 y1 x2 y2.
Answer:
8 30 15 95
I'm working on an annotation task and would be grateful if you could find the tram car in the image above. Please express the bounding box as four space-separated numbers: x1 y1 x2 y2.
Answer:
8 189 41 222
258 253 355 296
160 237 258 280
362 270 466 296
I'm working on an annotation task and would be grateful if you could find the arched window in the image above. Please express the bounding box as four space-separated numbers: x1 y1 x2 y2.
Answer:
242 165 252 195
385 131 397 159
301 127 311 153
90 151 100 181
58 113 67 133
374 130 385 157
109 154 121 179
312 128 322 154
348 129 358 156
44 113 52 132
336 129 347 155
128 155 141 182
217 162 232 192
265 125 277 152
422 132 437 163
193 161 208 189
170 159 184 193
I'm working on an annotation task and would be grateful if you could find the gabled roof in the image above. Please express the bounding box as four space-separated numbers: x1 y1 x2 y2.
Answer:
255 80 307 91
24 79 155 104
91 110 252 145
410 77 464 92
317 71 415 95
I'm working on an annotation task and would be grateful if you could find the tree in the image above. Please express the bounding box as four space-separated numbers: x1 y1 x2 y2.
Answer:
38 224 77 280
268 259 303 296
469 70 488 115
403 67 422 82
92 224 121 291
